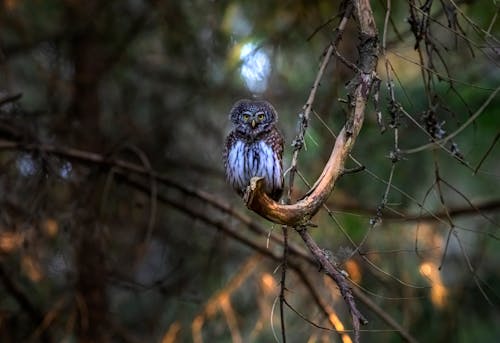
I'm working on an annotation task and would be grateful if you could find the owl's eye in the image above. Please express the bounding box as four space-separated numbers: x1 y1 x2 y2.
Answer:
242 114 250 121
257 114 265 121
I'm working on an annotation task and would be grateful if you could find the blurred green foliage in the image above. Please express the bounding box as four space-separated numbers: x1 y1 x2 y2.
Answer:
0 1 499 342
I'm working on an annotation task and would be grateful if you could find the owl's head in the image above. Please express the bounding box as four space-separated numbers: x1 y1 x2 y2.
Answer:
229 99 278 137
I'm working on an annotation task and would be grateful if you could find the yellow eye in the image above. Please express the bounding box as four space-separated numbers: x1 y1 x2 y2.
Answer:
242 114 250 121
257 114 265 121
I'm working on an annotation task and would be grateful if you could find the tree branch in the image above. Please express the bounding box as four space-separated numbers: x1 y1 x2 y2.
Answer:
0 138 421 342
244 0 378 227
245 2 380 342
297 228 368 340
327 198 500 222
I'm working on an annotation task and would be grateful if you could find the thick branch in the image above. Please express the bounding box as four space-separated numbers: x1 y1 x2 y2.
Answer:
245 116 362 226
247 2 380 342
245 0 379 227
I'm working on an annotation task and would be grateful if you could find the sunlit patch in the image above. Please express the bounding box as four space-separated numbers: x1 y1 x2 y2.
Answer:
161 321 181 343
344 260 362 283
0 232 23 253
240 42 271 93
419 261 447 308
191 315 204 343
326 304 352 343
260 272 276 292
22 255 43 282
42 218 59 237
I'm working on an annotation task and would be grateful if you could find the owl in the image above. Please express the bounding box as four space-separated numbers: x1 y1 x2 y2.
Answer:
223 99 284 201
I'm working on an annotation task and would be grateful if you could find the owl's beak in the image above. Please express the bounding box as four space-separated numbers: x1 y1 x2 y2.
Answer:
251 119 256 128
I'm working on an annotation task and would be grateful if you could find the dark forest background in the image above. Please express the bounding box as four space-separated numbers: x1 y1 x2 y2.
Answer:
0 1 499 342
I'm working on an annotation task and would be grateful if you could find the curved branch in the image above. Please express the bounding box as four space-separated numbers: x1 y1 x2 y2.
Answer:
245 0 379 227
245 116 362 226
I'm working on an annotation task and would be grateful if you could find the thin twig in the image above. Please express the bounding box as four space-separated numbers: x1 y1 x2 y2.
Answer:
401 85 500 155
297 228 368 343
474 132 500 174
391 51 496 91
382 0 391 53
287 2 353 202
0 92 22 107
279 226 288 343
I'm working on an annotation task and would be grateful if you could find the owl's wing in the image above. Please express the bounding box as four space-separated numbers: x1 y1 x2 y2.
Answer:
266 126 284 200
223 131 237 172
266 126 284 161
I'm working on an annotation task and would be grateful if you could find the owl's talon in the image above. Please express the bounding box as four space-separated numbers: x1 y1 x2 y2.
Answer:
243 176 264 204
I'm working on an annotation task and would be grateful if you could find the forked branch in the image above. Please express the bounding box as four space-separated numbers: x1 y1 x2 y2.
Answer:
245 0 379 227
246 2 379 342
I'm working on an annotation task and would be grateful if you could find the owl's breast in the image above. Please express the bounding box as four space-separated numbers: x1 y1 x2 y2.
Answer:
226 140 246 189
245 141 275 179
226 138 281 195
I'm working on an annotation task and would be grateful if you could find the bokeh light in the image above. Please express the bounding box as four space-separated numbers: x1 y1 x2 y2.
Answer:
239 42 271 94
